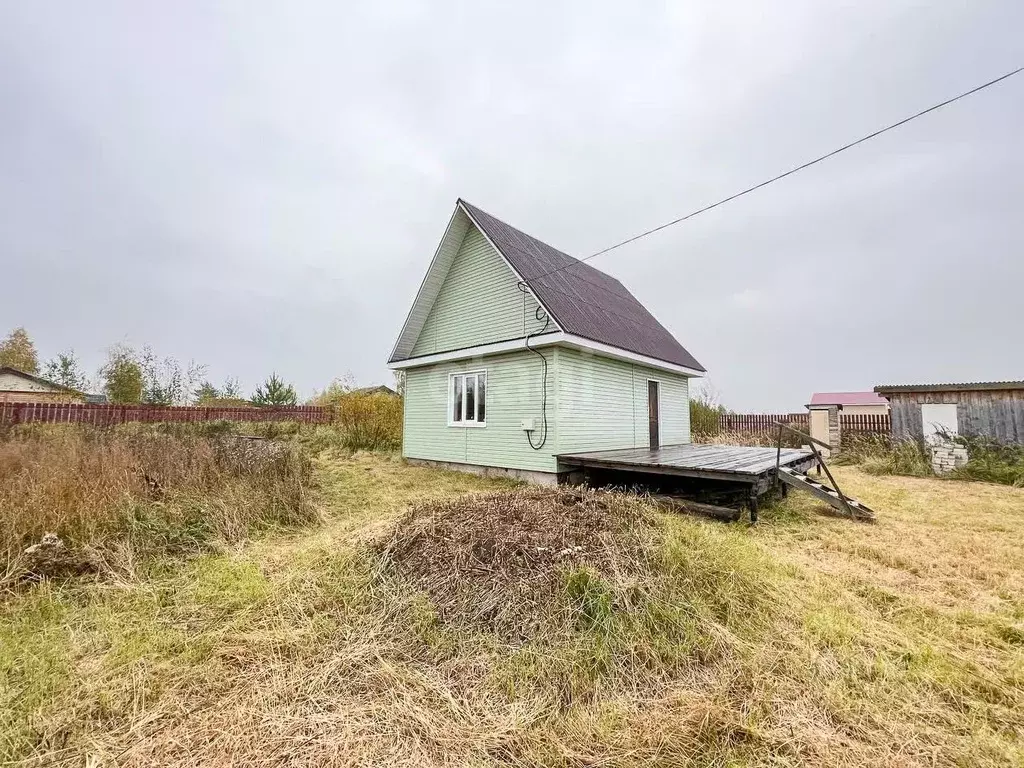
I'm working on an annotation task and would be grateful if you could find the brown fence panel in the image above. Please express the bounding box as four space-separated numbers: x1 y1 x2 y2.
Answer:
0 402 336 427
717 413 809 433
839 413 890 434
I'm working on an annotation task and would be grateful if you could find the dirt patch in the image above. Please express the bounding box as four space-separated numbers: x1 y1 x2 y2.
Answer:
375 487 659 639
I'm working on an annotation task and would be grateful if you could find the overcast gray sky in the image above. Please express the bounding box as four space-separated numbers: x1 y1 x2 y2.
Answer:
1 2 1021 410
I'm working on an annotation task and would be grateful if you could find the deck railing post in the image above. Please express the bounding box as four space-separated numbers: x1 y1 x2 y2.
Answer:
774 423 783 490
773 421 856 519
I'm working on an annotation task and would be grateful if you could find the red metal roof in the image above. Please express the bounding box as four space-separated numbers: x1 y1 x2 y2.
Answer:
809 391 888 407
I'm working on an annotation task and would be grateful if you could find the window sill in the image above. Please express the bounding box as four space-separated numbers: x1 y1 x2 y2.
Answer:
448 422 487 428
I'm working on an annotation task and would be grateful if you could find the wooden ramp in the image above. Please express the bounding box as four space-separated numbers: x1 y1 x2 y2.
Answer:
777 466 876 521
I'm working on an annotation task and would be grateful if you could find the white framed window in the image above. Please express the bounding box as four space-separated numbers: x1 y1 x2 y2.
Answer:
449 371 486 427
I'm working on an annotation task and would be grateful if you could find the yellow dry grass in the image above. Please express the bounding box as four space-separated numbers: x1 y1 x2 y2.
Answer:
2 450 1022 767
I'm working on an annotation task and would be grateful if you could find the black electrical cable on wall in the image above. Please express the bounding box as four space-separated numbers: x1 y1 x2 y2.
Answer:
518 282 549 450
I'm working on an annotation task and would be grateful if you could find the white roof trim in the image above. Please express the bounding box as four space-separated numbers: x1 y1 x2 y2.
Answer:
388 333 565 369
558 334 705 377
388 332 703 377
388 205 468 363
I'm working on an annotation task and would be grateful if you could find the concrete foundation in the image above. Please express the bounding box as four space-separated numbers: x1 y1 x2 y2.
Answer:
405 458 562 486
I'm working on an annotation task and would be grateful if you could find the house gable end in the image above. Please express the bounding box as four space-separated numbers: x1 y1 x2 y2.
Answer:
393 206 553 361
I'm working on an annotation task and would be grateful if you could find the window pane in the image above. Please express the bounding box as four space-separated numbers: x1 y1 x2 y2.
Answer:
477 374 485 422
452 376 463 422
465 375 476 422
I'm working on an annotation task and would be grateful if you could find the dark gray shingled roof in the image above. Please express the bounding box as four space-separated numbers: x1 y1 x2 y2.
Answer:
460 200 705 372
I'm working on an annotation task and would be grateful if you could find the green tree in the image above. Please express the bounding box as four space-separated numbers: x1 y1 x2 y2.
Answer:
251 373 298 406
43 350 88 392
221 376 242 398
100 345 144 404
138 346 206 405
0 327 39 373
193 376 243 405
192 380 220 404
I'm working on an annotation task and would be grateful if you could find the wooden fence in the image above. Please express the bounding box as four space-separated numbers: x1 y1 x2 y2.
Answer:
839 413 891 434
713 413 889 436
716 413 809 433
0 402 333 426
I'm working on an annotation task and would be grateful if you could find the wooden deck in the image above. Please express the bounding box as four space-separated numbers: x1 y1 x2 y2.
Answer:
557 443 815 489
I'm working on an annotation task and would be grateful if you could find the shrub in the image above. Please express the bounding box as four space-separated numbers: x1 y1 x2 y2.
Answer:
689 391 724 441
334 392 403 451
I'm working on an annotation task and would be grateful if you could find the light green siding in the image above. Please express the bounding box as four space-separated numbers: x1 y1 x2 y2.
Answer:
555 347 690 455
403 348 558 473
403 344 692 475
411 226 545 357
631 361 691 447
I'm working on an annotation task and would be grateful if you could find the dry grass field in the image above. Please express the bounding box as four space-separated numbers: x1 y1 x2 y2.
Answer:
2 443 1023 767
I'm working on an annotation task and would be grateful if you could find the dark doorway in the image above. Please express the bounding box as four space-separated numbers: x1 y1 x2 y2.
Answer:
648 380 660 449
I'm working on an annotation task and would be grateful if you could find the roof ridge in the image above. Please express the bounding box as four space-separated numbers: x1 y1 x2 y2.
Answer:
459 199 624 286
455 199 705 372
460 200 677 333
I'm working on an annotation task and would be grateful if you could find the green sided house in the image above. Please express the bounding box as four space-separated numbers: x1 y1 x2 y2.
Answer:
388 200 706 485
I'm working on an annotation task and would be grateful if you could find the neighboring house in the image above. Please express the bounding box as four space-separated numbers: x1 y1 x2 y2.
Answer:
806 391 889 453
807 391 889 415
388 199 705 484
0 367 86 404
352 384 399 397
875 381 1024 445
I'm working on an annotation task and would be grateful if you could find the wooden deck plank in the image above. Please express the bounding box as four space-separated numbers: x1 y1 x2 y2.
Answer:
560 446 808 471
558 443 813 478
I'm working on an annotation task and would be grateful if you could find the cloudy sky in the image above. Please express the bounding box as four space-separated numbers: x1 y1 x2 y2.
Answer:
1 2 1021 410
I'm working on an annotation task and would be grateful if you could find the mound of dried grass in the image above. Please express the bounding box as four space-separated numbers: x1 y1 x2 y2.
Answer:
376 487 659 639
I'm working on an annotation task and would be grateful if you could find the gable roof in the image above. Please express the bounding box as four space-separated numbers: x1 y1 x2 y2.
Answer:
390 200 705 372
808 391 889 407
0 366 80 394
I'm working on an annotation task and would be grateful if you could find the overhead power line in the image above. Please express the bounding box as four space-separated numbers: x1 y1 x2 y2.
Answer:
525 65 1023 286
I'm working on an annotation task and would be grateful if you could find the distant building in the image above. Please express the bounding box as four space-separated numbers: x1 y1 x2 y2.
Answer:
806 392 889 454
807 391 889 415
874 381 1024 445
352 384 399 397
0 366 86 404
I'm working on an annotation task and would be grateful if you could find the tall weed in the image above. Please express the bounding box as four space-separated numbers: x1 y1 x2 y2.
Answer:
950 435 1024 487
835 433 932 476
0 425 318 568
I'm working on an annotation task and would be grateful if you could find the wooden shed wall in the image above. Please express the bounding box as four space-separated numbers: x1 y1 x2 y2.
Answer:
888 389 1024 444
